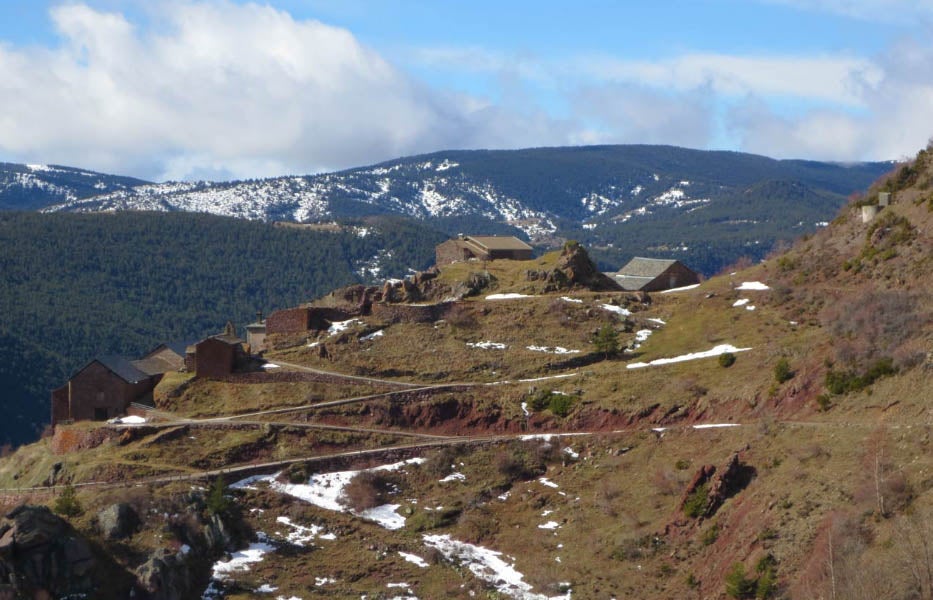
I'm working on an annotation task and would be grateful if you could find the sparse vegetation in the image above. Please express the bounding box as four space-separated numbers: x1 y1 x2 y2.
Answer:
53 484 82 518
773 357 793 384
683 483 709 518
718 352 736 368
593 324 620 357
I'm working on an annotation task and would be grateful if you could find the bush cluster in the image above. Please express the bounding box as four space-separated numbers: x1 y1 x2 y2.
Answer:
825 357 897 395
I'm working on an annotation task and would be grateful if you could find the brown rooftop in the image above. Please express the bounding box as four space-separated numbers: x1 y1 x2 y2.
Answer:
465 236 533 252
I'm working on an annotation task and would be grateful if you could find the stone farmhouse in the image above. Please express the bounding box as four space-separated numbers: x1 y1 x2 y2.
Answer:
610 257 700 292
52 326 248 426
50 343 188 426
435 235 533 265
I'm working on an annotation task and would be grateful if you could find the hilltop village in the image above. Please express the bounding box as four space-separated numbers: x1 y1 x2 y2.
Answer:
50 235 700 429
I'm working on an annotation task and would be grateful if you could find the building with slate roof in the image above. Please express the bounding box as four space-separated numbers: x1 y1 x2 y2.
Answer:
435 235 534 265
51 356 158 425
611 257 700 292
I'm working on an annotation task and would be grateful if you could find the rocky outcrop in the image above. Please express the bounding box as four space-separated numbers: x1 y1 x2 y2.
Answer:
526 241 621 292
0 505 96 598
98 503 140 540
679 452 755 519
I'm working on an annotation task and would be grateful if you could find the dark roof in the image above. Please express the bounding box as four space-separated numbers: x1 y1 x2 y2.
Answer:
95 355 152 384
465 236 533 252
616 257 680 278
143 340 193 360
199 334 244 346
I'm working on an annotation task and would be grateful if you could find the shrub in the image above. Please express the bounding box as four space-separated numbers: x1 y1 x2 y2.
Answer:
683 483 709 518
495 443 546 483
773 358 793 384
548 393 575 417
53 485 82 518
718 352 736 368
592 324 620 357
825 357 897 395
724 562 756 599
339 471 399 512
702 523 719 546
206 475 232 516
816 394 832 411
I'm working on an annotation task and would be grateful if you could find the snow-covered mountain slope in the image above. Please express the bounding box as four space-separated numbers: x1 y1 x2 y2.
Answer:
34 145 893 274
0 163 148 211
42 146 890 241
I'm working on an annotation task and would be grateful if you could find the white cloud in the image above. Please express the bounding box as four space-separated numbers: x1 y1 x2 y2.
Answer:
0 1 575 181
579 53 882 107
761 0 933 23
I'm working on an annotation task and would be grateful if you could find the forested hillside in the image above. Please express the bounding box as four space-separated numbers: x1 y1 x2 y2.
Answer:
0 212 446 446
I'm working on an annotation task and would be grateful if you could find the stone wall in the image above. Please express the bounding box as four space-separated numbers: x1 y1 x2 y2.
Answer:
371 301 456 324
266 306 356 334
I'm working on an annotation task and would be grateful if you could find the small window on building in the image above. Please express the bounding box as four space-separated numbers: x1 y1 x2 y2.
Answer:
94 407 108 421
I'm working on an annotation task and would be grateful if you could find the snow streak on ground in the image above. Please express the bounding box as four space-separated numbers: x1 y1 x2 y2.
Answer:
732 298 750 307
627 344 752 369
423 534 571 600
660 283 700 293
560 296 583 303
736 281 770 290
467 341 508 350
486 293 535 300
527 345 580 355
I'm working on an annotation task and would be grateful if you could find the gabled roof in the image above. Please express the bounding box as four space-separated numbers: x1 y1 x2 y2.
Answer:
465 236 533 252
94 355 152 384
142 340 193 360
617 257 680 278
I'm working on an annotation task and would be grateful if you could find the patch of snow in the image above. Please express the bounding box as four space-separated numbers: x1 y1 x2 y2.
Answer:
600 303 631 316
626 344 752 369
538 521 560 530
539 477 559 489
211 542 275 579
439 472 466 483
115 415 147 424
660 284 700 294
361 330 384 341
563 447 579 459
232 458 424 530
486 293 534 300
275 516 331 546
261 363 281 369
634 330 652 343
400 551 429 568
423 534 558 600
256 584 278 593
521 402 530 416
327 319 363 335
582 223 597 230
467 341 508 350
647 317 666 325
527 345 581 355
746 305 756 311
180 544 191 554
736 281 769 290
732 299 750 307
436 159 459 171
693 423 740 429
315 576 336 586
631 185 644 195
560 296 583 304
307 341 320 348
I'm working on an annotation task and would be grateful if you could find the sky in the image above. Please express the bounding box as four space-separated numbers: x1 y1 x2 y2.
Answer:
0 0 932 182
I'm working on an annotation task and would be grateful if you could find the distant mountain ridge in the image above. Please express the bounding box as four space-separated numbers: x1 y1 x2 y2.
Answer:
13 145 895 273
0 162 148 211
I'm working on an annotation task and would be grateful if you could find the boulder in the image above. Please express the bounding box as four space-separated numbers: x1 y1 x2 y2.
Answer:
98 503 140 540
0 505 96 597
136 548 194 600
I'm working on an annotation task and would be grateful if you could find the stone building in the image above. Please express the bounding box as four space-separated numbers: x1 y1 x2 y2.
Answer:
50 356 157 425
610 257 700 292
435 235 534 265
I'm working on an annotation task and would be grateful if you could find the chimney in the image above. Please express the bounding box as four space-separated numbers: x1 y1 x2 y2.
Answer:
256 310 264 324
